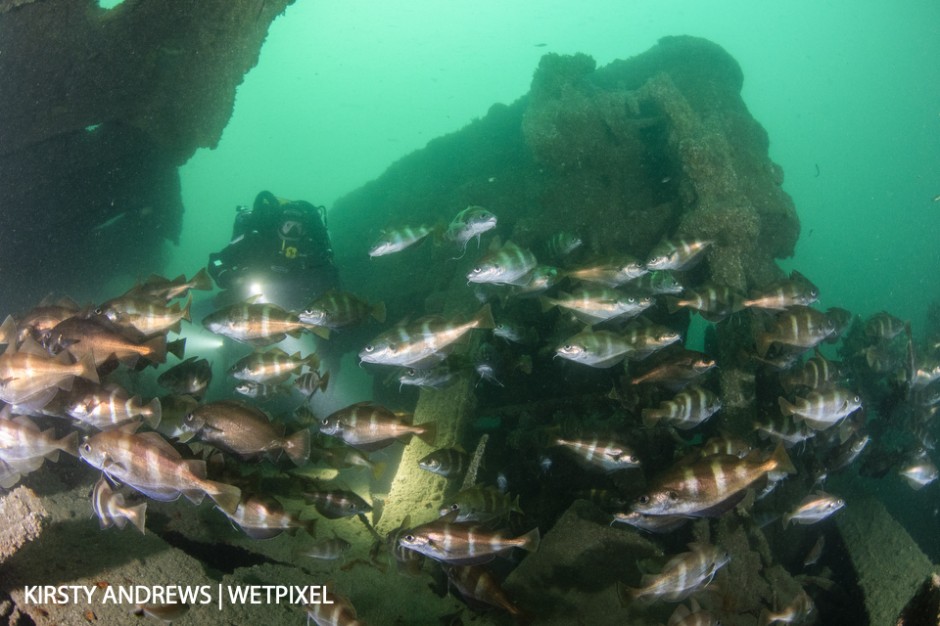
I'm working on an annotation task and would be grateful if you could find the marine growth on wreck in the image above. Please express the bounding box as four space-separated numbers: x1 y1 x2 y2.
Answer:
1 7 939 626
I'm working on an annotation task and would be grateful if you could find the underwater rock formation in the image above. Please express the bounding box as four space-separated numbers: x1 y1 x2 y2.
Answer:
0 0 294 312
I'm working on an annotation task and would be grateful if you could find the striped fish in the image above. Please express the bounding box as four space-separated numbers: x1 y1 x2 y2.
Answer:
611 510 688 534
668 598 720 626
299 290 386 329
545 231 583 259
229 348 318 383
666 282 744 322
782 491 845 527
555 329 636 368
645 238 713 272
754 414 816 447
439 485 521 523
294 370 330 398
0 413 78 485
443 564 526 619
91 476 147 534
633 270 683 295
304 586 364 626
756 306 837 358
97 294 192 336
201 298 329 346
183 400 310 465
780 354 842 392
541 287 653 324
632 443 796 517
78 425 241 514
369 224 435 257
619 543 729 605
123 268 212 302
467 241 538 286
565 256 647 287
301 534 352 560
864 311 907 340
64 382 161 430
398 517 539 565
320 401 435 452
742 270 819 311
157 356 212 398
630 349 716 389
418 446 469 478
0 336 99 406
445 205 498 253
621 322 682 360
641 385 721 429
553 437 641 472
359 305 494 368
303 489 372 519
778 387 862 430
222 494 316 539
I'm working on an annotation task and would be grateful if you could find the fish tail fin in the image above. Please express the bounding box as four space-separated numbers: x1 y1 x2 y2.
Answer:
144 397 162 429
372 300 387 324
777 396 796 416
167 338 186 361
782 513 791 528
77 352 100 384
180 294 193 323
206 481 242 515
641 408 662 428
0 314 16 345
758 608 773 626
318 371 330 392
284 428 312 466
127 502 148 534
304 353 321 371
539 296 556 314
756 333 773 358
307 325 331 340
615 582 639 609
144 335 168 363
770 441 797 475
189 267 214 292
416 421 437 447
56 430 80 457
511 493 524 516
517 527 540 553
665 296 681 314
474 304 495 330
372 461 388 481
303 518 318 537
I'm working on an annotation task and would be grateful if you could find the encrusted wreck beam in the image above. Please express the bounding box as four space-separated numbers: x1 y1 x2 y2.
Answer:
0 0 293 312
836 493 935 625
374 374 476 536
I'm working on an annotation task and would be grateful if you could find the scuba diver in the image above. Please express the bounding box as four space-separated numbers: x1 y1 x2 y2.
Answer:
207 191 340 311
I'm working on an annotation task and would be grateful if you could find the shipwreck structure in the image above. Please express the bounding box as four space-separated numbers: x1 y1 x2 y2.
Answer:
0 0 294 313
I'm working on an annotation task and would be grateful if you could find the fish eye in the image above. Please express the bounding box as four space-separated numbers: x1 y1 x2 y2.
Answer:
450 503 459 511
637 495 649 504
82 443 91 453
94 307 103 315
403 534 415 542
183 413 195 423
472 267 482 273
364 345 374 353
854 395 861 403
667 491 679 501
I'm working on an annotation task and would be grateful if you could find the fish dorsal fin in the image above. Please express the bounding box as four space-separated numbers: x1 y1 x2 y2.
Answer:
117 420 141 434
265 347 289 358
13 415 39 431
18 336 50 357
136 431 182 458
438 510 461 524
242 294 264 305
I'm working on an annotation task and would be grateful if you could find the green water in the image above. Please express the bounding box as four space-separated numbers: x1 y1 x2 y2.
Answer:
170 0 940 336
